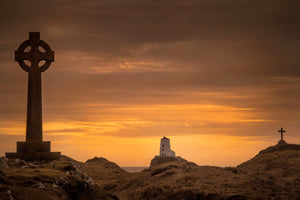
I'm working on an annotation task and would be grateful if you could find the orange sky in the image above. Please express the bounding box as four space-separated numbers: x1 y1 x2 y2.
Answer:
1 0 300 166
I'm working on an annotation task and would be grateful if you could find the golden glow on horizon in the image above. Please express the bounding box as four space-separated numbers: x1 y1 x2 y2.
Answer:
46 134 275 166
39 103 270 139
0 102 274 166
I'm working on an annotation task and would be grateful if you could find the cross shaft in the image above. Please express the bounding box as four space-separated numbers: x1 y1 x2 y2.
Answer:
14 32 54 143
278 128 286 141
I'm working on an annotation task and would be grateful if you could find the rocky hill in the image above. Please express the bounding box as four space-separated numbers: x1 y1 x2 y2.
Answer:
150 156 196 167
0 155 119 200
80 157 128 188
1 141 300 200
92 142 300 200
237 142 300 173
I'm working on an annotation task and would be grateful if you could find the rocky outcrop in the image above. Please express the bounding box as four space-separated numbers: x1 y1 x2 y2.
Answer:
86 157 124 170
0 157 8 169
258 142 300 154
237 142 300 172
0 170 7 183
0 156 119 200
1 142 300 200
150 156 196 168
94 143 300 200
83 156 127 179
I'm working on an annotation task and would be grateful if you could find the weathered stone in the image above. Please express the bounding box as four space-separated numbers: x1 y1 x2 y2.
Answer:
0 170 7 183
5 32 60 161
63 163 77 171
0 157 9 169
27 162 37 169
38 182 45 189
14 158 26 166
52 183 58 189
6 190 13 200
278 139 287 145
150 156 187 167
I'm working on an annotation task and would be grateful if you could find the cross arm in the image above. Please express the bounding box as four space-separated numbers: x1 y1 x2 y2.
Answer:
15 51 32 61
38 51 54 62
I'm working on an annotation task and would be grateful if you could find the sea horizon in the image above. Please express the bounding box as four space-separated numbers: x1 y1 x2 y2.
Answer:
121 166 148 173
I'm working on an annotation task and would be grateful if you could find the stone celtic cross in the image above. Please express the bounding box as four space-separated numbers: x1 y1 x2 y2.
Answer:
15 32 54 142
6 32 60 161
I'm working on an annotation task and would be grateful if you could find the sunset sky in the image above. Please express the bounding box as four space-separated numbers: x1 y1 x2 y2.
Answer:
1 0 300 166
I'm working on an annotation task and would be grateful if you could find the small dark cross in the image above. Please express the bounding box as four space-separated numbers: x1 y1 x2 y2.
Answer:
278 128 286 141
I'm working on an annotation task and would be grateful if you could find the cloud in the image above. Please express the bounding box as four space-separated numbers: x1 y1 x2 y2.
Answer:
1 0 300 141
1 0 300 166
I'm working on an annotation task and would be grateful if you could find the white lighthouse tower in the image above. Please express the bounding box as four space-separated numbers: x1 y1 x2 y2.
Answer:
160 136 175 157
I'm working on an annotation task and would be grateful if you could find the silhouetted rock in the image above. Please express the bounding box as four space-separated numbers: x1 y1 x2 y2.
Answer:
0 157 8 169
150 156 197 168
258 142 300 154
86 157 122 169
0 155 119 200
2 142 299 200
85 143 300 200
237 143 300 174
14 158 26 166
81 156 128 190
0 170 7 183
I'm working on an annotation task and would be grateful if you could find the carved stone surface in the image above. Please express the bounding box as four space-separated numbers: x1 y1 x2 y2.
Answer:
6 32 60 161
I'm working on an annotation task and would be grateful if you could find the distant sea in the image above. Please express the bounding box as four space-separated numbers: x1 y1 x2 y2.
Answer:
121 167 148 173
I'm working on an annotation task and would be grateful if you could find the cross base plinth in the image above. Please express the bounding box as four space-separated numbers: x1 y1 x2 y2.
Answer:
277 139 287 146
5 141 61 161
5 152 61 161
